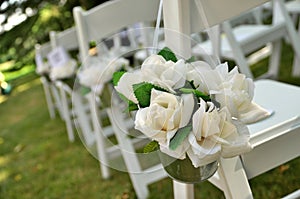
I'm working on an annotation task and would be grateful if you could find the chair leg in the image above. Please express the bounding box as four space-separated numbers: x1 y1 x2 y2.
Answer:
87 94 111 179
276 0 300 77
268 39 282 79
173 181 194 199
59 85 75 142
129 173 149 199
217 157 253 199
50 84 64 119
73 92 95 146
292 18 300 77
222 22 254 79
40 78 56 119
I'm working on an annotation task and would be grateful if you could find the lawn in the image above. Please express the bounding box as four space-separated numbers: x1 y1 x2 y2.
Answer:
0 43 300 198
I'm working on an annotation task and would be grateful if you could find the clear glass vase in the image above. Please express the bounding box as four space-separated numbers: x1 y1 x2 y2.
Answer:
159 152 219 184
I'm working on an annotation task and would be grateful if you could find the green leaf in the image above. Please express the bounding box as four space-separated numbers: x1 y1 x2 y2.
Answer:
128 100 139 112
169 125 192 151
180 88 211 101
133 82 167 108
158 47 177 62
89 40 97 48
143 140 159 153
117 93 138 112
113 71 126 86
186 56 196 63
80 86 91 96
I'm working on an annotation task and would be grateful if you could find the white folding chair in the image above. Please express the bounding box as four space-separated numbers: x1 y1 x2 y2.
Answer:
35 43 64 120
49 27 79 142
191 0 300 80
162 0 300 198
73 0 168 198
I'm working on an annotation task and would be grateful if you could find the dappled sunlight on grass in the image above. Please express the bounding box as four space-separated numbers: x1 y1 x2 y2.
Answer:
12 78 40 94
0 155 10 167
0 77 40 104
0 170 9 183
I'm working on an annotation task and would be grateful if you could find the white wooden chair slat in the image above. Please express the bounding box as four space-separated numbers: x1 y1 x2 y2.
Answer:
191 0 300 79
285 0 300 76
107 106 167 199
39 76 56 119
55 81 75 142
189 0 269 32
52 27 78 50
73 0 160 63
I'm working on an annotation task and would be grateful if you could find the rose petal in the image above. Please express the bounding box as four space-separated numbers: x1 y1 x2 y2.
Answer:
239 102 272 124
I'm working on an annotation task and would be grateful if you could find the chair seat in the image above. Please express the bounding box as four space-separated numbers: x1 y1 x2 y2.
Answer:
285 0 300 14
192 23 285 59
242 79 300 179
249 79 300 144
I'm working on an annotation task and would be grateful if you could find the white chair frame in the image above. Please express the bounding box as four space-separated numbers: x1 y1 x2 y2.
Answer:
191 1 300 80
162 0 300 198
49 27 78 142
35 43 64 120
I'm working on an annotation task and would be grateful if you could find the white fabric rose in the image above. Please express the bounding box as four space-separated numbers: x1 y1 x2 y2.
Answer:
78 63 105 88
104 57 129 81
196 62 270 123
135 89 194 159
78 57 129 88
115 70 143 104
186 60 212 93
187 99 251 167
141 54 187 92
50 59 77 80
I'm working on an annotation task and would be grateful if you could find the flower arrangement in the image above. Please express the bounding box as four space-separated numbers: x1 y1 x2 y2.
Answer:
49 59 77 81
113 47 270 168
78 57 129 89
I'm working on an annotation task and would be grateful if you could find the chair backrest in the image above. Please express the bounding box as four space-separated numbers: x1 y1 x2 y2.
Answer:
73 0 160 62
162 0 269 58
49 27 78 50
190 0 269 31
35 42 52 58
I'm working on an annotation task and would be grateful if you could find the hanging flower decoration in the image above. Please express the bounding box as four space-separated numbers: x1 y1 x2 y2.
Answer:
113 47 270 168
49 59 77 81
78 57 129 88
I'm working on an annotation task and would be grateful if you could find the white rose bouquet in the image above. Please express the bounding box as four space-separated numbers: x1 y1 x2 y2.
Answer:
113 47 270 168
49 59 77 81
78 57 129 88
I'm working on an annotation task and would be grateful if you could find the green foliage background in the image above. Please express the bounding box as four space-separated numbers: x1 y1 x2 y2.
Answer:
0 0 107 79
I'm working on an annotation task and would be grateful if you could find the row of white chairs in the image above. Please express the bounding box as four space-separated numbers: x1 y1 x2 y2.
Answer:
35 1 168 198
35 0 300 198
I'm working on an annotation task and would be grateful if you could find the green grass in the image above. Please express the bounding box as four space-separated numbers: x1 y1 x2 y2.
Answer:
3 64 36 83
0 82 136 199
0 42 300 198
